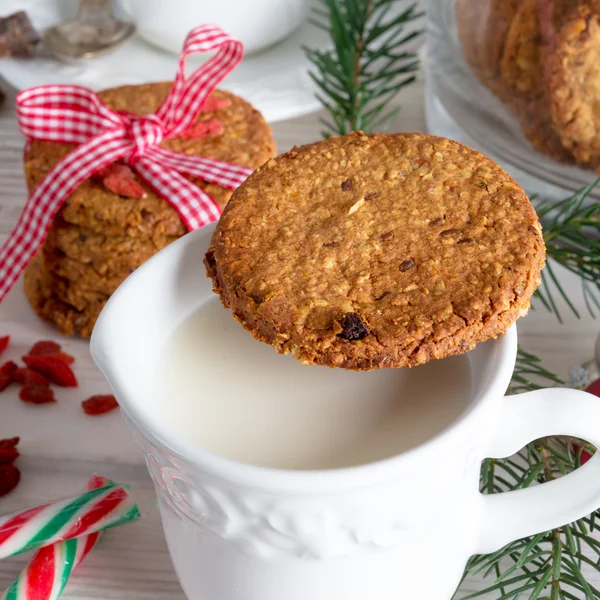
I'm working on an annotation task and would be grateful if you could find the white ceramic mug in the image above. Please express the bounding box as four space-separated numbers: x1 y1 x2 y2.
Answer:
117 0 308 55
91 224 600 600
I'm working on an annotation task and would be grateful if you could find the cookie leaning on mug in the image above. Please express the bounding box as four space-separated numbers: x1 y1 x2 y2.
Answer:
205 132 545 371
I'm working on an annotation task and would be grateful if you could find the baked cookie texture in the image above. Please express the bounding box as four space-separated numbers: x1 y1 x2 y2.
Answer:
24 253 103 339
206 133 545 370
23 82 276 338
541 0 600 167
456 0 522 102
24 85 276 237
456 0 577 164
501 0 574 162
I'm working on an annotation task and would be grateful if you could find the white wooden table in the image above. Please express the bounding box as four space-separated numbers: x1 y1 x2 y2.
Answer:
0 76 598 599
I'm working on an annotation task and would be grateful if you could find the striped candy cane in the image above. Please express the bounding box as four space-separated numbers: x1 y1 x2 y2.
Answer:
0 481 139 559
2 476 113 600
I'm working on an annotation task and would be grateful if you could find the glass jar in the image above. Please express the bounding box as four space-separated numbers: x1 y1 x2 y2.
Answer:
425 0 600 201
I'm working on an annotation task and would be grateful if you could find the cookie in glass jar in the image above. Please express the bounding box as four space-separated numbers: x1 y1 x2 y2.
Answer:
500 0 574 163
540 0 600 168
455 0 521 100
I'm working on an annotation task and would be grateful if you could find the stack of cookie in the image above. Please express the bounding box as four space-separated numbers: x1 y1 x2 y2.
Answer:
456 0 600 169
23 82 276 338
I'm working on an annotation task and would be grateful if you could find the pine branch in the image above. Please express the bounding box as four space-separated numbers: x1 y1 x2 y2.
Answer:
509 346 564 395
533 180 600 322
304 0 423 136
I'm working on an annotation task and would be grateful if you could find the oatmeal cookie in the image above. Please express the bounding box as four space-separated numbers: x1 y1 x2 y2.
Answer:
500 0 541 97
456 0 522 100
540 0 600 167
24 85 276 238
457 0 573 163
44 218 177 284
206 133 545 370
43 250 125 298
500 0 574 162
23 82 275 338
49 275 109 314
23 253 106 338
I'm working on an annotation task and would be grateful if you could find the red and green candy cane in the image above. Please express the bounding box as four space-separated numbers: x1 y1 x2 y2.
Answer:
0 479 139 560
1 476 138 600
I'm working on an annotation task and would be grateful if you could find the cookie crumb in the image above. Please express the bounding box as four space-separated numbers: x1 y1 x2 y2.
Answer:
348 198 365 215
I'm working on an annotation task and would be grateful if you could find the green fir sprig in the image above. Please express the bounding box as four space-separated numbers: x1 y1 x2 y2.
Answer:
304 0 423 137
306 3 600 597
534 180 600 322
509 346 564 395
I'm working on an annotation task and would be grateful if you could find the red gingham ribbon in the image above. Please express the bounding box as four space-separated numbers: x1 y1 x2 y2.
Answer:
0 24 253 303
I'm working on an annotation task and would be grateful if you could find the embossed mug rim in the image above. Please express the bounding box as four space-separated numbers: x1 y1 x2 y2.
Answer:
91 226 517 494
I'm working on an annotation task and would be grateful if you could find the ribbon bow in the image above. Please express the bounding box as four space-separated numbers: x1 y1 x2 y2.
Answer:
0 25 253 302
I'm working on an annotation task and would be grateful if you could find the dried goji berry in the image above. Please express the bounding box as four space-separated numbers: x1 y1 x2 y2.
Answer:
0 361 17 392
21 355 77 387
571 442 594 466
0 437 19 449
103 173 146 199
200 96 231 113
29 342 76 364
0 335 9 356
48 352 75 365
0 447 19 465
182 118 224 140
587 378 600 397
92 165 111 180
92 162 134 181
0 464 21 497
28 340 61 355
14 367 49 386
19 385 56 404
108 163 134 178
82 394 119 415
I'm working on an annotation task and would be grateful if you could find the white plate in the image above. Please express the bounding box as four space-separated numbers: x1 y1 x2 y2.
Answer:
0 0 328 123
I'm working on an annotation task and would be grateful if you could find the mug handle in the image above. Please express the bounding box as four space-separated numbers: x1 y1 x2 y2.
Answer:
475 388 600 554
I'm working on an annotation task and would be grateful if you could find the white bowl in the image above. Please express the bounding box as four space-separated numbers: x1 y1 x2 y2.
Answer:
118 0 309 55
